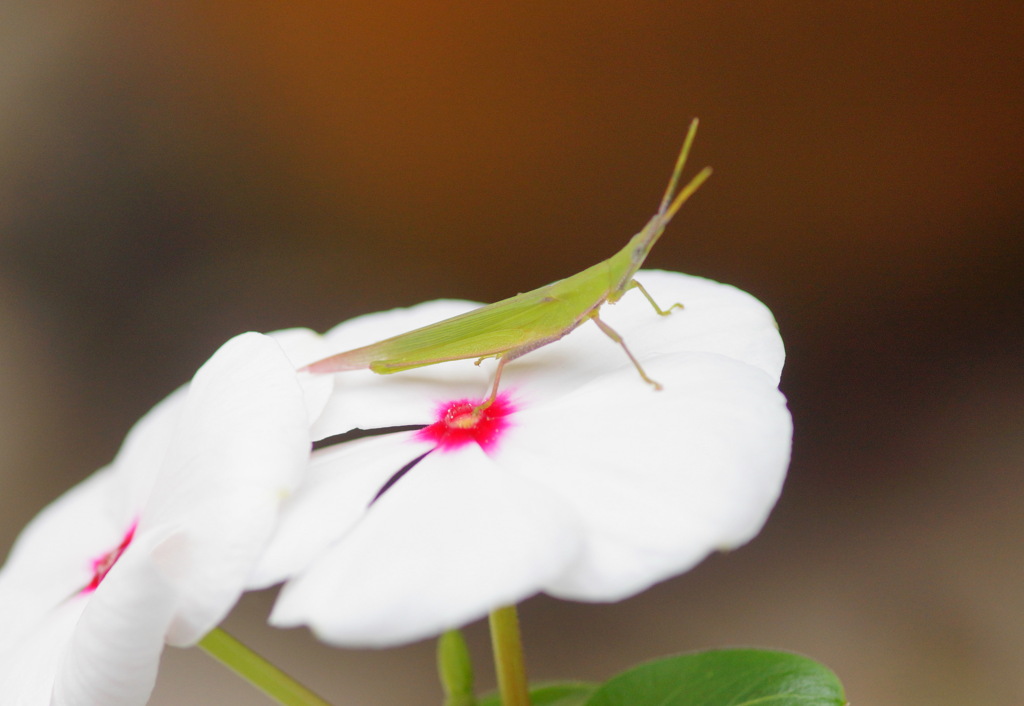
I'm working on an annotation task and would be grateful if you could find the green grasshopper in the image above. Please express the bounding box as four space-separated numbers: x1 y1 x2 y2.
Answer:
304 119 712 411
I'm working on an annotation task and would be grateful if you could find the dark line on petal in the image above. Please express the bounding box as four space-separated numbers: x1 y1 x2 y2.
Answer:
370 448 435 507
313 424 427 451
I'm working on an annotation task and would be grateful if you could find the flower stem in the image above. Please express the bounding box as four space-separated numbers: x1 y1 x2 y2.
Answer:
198 627 334 706
488 605 531 706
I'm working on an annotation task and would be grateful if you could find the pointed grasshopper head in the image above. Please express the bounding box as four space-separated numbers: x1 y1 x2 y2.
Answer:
610 119 712 301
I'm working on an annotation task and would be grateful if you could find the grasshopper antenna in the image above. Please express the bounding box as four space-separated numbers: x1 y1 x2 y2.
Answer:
657 119 713 224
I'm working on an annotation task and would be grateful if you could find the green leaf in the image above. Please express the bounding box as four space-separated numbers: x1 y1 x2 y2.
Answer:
479 682 598 706
438 630 476 706
584 649 846 706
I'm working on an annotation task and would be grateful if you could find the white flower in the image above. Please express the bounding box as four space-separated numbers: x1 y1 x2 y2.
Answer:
0 330 330 705
253 270 793 648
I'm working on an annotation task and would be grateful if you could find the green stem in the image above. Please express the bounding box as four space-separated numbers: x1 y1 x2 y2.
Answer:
488 605 531 706
198 627 334 706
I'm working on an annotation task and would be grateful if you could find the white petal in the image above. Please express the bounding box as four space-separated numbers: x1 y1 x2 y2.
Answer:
250 433 435 589
0 468 122 656
106 386 187 524
500 353 791 600
310 300 488 436
138 332 312 645
270 445 581 647
0 598 84 705
266 327 330 370
266 327 334 425
0 330 324 702
53 536 178 706
107 329 330 514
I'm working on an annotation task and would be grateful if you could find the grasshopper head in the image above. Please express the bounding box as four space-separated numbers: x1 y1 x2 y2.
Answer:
618 120 712 287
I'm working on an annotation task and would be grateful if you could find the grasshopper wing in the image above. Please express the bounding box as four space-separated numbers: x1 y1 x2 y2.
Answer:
305 288 573 374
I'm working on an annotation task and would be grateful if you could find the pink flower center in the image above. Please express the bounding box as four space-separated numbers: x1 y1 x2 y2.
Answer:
84 520 137 594
416 392 516 453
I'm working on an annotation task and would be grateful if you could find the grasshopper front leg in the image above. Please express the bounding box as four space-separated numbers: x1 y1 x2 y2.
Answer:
472 356 510 415
627 279 684 317
472 334 562 415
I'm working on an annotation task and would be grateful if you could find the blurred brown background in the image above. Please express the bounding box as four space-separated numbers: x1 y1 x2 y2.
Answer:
1 3 1022 704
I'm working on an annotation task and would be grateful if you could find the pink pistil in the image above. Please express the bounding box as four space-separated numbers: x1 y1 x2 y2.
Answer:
416 392 516 453
84 520 137 594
